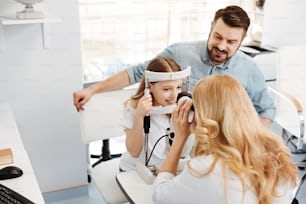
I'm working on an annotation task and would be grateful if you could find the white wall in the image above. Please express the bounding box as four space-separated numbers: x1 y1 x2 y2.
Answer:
0 0 87 192
261 0 306 47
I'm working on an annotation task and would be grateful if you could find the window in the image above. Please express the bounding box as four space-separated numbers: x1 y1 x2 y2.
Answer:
78 0 254 82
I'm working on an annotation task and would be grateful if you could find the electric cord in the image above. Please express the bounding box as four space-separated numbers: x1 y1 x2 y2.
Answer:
143 115 174 166
145 134 168 166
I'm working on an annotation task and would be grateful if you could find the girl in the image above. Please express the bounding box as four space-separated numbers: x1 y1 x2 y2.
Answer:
119 56 194 172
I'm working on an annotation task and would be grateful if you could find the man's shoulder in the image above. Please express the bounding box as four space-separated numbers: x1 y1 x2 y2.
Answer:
168 40 206 49
165 40 206 57
232 50 258 66
235 49 254 60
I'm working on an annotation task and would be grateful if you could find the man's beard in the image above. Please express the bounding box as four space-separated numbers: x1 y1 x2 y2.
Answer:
209 47 229 65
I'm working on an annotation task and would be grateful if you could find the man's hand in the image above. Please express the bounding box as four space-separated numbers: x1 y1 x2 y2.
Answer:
73 70 131 112
73 88 93 112
260 117 272 128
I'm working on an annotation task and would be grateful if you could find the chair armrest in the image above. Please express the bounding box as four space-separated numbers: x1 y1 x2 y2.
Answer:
267 86 305 150
268 86 303 112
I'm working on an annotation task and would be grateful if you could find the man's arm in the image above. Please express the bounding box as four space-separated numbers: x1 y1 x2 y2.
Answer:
73 70 130 112
248 61 276 127
89 70 130 92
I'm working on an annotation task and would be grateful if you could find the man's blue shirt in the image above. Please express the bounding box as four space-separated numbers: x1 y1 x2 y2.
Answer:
126 40 276 120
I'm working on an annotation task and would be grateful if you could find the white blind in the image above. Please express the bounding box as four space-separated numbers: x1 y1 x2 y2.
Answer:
78 0 254 82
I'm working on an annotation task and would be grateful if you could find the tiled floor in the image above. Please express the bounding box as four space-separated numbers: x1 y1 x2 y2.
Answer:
43 182 106 204
43 124 306 204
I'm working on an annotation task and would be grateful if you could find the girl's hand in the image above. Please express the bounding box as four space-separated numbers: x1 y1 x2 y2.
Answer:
171 99 193 141
135 94 153 117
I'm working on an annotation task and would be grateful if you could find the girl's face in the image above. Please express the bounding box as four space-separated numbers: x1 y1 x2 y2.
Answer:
149 79 182 106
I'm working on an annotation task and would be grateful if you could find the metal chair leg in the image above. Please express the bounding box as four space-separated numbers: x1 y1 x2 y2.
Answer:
291 172 306 204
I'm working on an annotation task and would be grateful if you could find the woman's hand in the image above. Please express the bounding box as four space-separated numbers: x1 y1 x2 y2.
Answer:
171 99 193 142
159 99 193 175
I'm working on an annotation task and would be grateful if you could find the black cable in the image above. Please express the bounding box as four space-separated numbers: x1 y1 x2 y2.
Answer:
145 134 168 165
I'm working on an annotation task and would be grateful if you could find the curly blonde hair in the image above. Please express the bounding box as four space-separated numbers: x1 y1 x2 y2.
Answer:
189 74 297 204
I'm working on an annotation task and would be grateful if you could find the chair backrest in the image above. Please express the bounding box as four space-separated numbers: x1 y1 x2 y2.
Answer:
253 52 277 87
80 87 137 145
274 46 306 142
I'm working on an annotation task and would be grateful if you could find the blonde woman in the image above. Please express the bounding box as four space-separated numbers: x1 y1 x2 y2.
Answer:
153 74 297 204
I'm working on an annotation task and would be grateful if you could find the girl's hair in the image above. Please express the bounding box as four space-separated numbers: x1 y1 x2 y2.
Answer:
189 74 297 204
128 56 181 108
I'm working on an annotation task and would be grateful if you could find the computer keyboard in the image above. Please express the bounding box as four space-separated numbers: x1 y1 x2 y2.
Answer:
0 184 34 204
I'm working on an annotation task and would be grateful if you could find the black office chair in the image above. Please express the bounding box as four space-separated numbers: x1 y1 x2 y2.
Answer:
90 139 122 168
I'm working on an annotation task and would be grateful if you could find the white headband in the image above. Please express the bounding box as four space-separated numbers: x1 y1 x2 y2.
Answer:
144 66 191 82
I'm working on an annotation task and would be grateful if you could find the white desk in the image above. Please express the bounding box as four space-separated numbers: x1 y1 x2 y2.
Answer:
0 102 45 204
116 170 153 204
116 159 189 203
